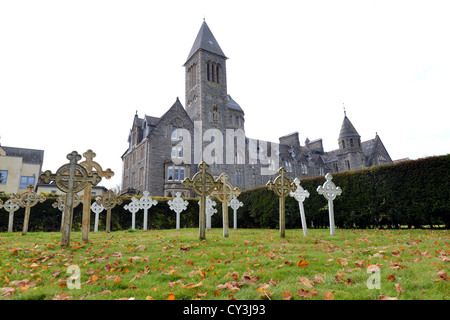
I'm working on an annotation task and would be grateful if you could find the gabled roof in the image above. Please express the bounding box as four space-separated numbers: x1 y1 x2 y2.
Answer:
339 115 360 138
185 20 227 64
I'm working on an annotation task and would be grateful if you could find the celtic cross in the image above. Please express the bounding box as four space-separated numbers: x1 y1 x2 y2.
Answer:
1 195 20 233
79 149 114 242
182 161 219 240
228 195 243 230
52 193 83 232
211 173 241 237
266 167 296 238
124 197 141 230
205 195 217 230
96 189 122 233
290 178 310 236
168 192 189 231
317 173 342 236
16 185 46 236
40 151 101 247
91 197 105 232
138 191 157 231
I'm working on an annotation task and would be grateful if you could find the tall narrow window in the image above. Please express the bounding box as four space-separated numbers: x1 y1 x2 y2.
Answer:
350 139 354 148
207 63 210 81
168 166 173 181
342 140 346 149
216 65 219 84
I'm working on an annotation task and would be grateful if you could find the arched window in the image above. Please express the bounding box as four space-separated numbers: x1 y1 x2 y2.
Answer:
342 140 346 149
350 139 354 148
206 61 220 84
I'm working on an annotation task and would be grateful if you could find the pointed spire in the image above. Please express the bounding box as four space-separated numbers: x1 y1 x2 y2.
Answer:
339 114 360 139
185 20 227 64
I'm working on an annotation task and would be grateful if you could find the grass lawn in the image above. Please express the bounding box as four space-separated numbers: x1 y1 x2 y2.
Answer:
0 228 448 300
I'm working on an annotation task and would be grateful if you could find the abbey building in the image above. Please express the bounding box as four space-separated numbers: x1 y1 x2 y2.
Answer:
121 21 392 197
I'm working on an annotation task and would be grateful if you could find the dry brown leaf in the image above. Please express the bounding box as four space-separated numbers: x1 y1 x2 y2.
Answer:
395 283 405 294
323 291 334 300
297 259 309 268
378 295 398 300
282 291 293 300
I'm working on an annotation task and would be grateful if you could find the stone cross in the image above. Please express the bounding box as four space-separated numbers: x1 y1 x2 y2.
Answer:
290 178 310 236
16 185 46 236
266 167 296 238
96 189 123 233
205 195 217 230
317 173 342 236
211 173 241 237
138 191 157 231
52 194 83 232
228 195 243 230
40 151 101 247
91 197 105 232
124 197 141 230
182 161 219 240
168 192 189 231
1 195 20 233
79 149 114 242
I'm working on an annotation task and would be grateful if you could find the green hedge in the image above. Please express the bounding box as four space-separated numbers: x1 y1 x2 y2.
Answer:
1 155 448 232
236 155 450 229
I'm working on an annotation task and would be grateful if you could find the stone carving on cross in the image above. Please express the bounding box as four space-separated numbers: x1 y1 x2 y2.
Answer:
91 197 105 232
79 149 114 242
205 195 217 230
52 194 83 232
124 197 141 230
266 166 296 238
317 173 342 236
182 161 220 240
211 173 241 237
138 191 158 231
96 189 123 233
1 194 21 233
168 192 189 231
40 151 101 247
16 184 46 236
228 195 243 230
289 178 310 236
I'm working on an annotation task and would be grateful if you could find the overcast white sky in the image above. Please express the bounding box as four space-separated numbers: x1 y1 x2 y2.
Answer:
1 0 449 189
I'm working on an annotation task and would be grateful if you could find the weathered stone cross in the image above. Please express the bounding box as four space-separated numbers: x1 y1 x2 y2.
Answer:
290 178 310 236
205 195 217 230
317 173 342 236
52 193 83 231
124 197 141 230
182 161 219 240
228 195 243 230
95 189 122 233
168 192 189 231
0 195 20 233
16 185 46 236
266 167 296 238
211 173 241 237
79 149 114 242
91 197 105 232
40 151 101 247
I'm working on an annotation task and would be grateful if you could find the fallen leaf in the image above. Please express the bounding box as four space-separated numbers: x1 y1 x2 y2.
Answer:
337 258 348 266
297 276 314 288
395 283 405 294
323 291 334 300
146 296 153 300
53 292 72 300
182 281 202 289
387 275 396 282
0 287 15 298
166 293 175 300
378 295 398 300
113 276 123 285
297 259 309 268
282 291 293 300
99 290 112 295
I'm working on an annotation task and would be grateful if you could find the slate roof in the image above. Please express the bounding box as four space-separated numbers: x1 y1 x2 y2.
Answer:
1 146 44 165
185 20 227 64
339 116 360 138
228 95 244 113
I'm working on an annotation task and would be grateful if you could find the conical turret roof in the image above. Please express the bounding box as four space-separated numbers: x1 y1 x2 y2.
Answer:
185 20 227 64
339 115 360 138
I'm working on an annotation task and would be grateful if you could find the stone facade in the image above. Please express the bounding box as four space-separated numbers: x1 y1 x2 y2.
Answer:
121 21 393 197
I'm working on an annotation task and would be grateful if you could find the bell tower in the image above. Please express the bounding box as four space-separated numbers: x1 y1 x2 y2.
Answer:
184 20 228 133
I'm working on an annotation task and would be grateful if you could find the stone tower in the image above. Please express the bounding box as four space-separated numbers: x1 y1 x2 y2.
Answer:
337 114 365 171
183 20 235 171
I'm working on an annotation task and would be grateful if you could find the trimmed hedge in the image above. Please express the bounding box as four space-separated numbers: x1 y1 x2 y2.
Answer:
236 155 450 229
1 155 448 232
